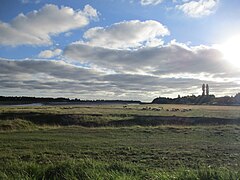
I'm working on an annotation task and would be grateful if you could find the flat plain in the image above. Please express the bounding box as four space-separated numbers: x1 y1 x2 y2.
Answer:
0 104 240 179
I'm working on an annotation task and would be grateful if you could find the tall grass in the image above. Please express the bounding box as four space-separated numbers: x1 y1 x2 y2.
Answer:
0 119 37 131
0 159 239 179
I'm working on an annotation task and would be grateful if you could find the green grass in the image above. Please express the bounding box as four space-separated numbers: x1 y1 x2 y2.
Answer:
0 126 240 179
0 104 240 127
1 159 239 179
2 125 240 169
0 104 240 119
0 104 240 179
0 119 37 131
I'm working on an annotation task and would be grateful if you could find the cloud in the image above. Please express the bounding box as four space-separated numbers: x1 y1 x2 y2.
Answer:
64 40 235 75
0 59 101 83
38 49 62 58
64 32 73 37
0 4 98 46
140 0 164 6
83 4 99 20
0 59 160 100
176 0 218 18
63 37 240 99
0 58 239 100
20 0 41 4
76 20 169 50
61 17 239 99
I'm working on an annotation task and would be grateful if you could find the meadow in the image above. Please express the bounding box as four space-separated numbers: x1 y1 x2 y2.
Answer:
0 104 240 179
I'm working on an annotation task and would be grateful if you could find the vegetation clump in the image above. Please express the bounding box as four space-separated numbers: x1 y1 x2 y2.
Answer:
0 119 36 131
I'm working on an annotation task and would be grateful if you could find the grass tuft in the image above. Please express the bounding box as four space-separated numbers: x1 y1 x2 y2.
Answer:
0 119 37 131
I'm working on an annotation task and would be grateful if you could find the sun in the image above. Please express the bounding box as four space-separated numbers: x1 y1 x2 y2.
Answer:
218 35 240 67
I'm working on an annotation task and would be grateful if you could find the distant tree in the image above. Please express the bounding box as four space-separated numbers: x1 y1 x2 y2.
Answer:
234 93 240 104
202 84 205 96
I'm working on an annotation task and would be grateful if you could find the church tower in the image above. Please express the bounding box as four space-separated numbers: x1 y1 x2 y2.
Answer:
206 84 209 96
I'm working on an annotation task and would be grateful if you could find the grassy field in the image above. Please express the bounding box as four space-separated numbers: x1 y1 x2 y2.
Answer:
0 104 240 179
1 104 240 119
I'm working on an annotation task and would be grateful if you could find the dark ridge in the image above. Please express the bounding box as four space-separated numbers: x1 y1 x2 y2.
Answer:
108 116 240 126
0 96 141 105
0 113 239 127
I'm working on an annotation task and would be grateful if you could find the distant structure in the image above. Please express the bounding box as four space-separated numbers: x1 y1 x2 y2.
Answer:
206 84 209 96
202 84 209 96
202 84 205 96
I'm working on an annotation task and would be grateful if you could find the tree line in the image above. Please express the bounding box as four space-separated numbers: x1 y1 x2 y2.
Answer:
152 93 240 105
0 96 141 105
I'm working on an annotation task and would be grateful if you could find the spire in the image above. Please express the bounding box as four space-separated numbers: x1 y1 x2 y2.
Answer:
206 84 209 96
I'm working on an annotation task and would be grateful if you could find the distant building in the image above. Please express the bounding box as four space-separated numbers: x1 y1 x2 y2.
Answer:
206 84 209 96
202 84 210 96
202 84 205 96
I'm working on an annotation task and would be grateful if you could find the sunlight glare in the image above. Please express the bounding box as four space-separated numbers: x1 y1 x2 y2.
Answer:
219 35 240 67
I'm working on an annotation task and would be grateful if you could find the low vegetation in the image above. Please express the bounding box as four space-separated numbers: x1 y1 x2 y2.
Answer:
1 159 239 179
0 119 37 131
0 104 240 179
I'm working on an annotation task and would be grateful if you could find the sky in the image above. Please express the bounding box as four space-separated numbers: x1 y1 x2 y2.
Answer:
0 0 240 101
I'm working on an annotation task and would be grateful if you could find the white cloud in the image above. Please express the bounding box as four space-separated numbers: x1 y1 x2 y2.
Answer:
77 20 169 50
64 40 237 75
0 4 98 46
140 0 164 6
62 40 240 98
21 0 41 4
38 49 62 58
83 4 99 20
176 0 218 18
64 32 73 37
0 57 239 100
